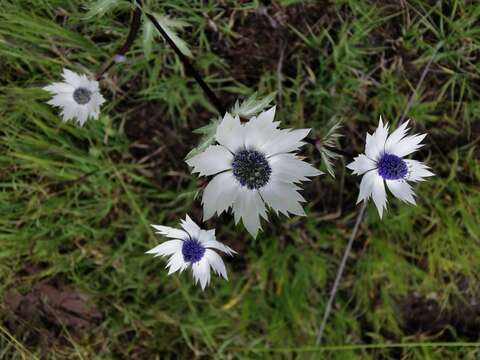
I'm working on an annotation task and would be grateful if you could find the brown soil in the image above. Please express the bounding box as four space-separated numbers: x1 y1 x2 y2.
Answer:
210 1 332 85
1 269 102 358
398 291 480 341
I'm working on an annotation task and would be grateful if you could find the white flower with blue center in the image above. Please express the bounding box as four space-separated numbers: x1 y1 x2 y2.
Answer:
146 215 236 290
43 68 105 126
186 107 322 238
347 117 434 218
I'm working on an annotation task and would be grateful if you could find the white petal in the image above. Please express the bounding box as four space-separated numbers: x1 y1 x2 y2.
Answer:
404 159 435 182
364 133 375 159
146 239 183 257
259 179 306 217
386 180 416 204
207 228 215 237
202 240 237 256
202 171 240 221
192 258 211 290
151 224 189 240
166 252 187 275
215 112 245 153
346 154 377 175
371 175 387 218
198 229 237 255
87 103 100 120
269 153 322 183
244 107 280 149
86 78 100 92
389 133 426 157
205 249 228 280
78 74 93 89
91 91 106 107
365 116 389 160
180 215 201 239
61 105 77 122
384 120 410 152
356 170 378 204
62 69 81 87
261 128 310 157
232 187 267 238
44 70 105 127
76 106 89 126
197 229 214 244
47 93 73 108
186 145 233 176
43 82 74 94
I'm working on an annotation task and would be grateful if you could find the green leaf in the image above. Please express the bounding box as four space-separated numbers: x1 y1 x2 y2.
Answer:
153 14 193 58
142 20 154 58
315 120 343 178
84 0 124 19
230 92 276 119
185 118 221 160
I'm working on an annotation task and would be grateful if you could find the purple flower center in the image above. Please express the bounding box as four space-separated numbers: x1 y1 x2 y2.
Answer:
377 153 408 180
232 149 271 190
182 238 205 263
73 87 92 105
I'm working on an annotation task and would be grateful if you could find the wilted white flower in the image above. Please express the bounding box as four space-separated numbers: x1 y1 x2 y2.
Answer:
347 117 434 218
146 215 236 290
186 107 322 238
43 68 105 126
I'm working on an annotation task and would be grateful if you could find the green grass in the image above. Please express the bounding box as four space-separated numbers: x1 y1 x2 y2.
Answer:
1 0 479 358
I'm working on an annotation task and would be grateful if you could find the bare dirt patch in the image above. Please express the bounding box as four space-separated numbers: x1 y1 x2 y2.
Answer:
1 273 102 357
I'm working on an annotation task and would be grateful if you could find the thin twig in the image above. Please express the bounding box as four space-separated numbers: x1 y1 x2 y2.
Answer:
322 145 355 159
234 341 480 353
136 0 225 115
95 7 142 80
307 138 355 159
276 43 286 104
399 42 443 123
315 43 441 345
315 201 367 344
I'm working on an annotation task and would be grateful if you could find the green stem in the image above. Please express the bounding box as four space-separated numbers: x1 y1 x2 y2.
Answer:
315 201 367 344
95 7 142 80
136 0 225 115
234 342 480 353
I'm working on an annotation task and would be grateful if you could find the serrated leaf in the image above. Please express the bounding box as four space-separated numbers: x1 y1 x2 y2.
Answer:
185 118 221 160
186 93 276 160
153 14 193 58
316 119 343 178
192 119 219 135
84 0 122 19
230 92 276 119
320 148 339 178
142 20 154 58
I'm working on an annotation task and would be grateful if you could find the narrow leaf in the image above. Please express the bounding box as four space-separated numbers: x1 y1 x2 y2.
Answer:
142 20 154 58
230 92 276 119
154 14 193 58
185 118 221 160
84 0 122 19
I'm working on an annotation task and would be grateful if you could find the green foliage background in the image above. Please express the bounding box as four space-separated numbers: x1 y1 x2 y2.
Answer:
0 0 479 358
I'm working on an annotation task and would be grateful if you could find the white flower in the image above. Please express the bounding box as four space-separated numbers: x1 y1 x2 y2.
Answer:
146 215 236 290
186 107 322 238
43 68 105 126
347 116 434 218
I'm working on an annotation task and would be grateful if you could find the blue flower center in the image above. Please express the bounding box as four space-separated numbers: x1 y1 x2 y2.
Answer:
377 153 408 180
182 239 205 263
232 149 272 190
73 87 92 105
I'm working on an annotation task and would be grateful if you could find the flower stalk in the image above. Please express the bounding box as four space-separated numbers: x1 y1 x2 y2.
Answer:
315 201 367 344
95 7 142 80
136 0 225 115
314 42 441 345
